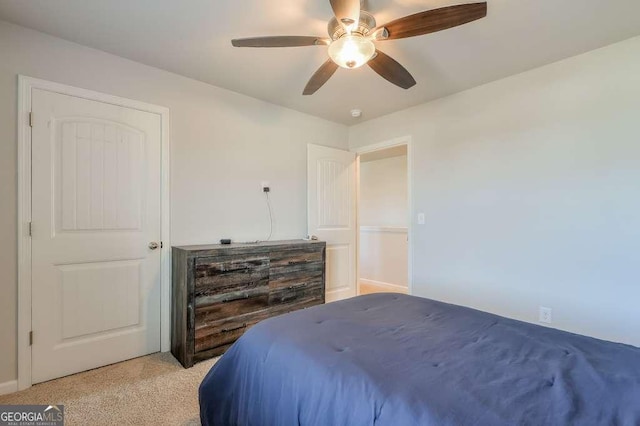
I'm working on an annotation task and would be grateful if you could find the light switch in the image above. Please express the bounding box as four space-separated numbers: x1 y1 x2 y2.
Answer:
417 213 425 225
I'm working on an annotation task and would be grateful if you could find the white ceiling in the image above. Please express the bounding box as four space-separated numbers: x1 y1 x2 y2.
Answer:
1 0 639 125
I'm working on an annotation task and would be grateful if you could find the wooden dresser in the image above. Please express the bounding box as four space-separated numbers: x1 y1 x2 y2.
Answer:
171 240 326 367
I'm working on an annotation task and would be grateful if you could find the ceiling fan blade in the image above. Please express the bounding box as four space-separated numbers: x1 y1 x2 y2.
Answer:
379 2 487 40
368 50 416 89
329 0 361 29
231 36 329 48
303 59 339 95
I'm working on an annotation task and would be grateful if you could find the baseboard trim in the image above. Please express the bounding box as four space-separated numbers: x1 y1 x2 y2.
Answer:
360 278 408 292
0 380 18 396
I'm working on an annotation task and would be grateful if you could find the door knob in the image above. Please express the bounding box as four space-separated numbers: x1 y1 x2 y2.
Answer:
148 242 159 250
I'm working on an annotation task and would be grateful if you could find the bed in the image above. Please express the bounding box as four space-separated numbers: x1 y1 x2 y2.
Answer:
199 293 640 425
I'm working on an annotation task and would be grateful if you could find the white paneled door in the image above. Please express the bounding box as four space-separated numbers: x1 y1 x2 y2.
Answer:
31 89 162 384
307 144 357 302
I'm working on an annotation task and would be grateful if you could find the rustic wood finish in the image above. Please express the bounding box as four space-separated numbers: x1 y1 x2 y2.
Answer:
231 36 328 48
380 2 487 41
172 240 326 367
269 246 324 267
303 59 339 95
368 50 417 89
270 266 324 290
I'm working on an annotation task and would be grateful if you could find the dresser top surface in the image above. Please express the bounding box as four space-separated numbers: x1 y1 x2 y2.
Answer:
173 239 325 252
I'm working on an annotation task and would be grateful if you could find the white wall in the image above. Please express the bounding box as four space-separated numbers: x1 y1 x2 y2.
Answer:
350 36 640 347
359 229 408 288
359 155 408 287
359 156 408 227
0 20 348 384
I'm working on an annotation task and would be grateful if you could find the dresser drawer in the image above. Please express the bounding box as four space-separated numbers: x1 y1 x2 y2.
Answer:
195 318 251 353
194 314 256 354
194 255 269 301
269 281 324 307
194 306 279 355
194 293 270 354
196 289 269 320
269 246 323 268
269 262 324 290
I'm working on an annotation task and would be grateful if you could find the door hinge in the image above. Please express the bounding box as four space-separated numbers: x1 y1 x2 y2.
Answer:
28 222 32 237
29 112 33 128
29 331 33 346
160 241 163 249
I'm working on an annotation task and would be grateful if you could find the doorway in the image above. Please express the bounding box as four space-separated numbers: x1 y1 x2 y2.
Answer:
18 77 171 389
356 139 411 296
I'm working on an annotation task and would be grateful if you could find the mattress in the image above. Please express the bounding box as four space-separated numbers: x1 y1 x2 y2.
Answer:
199 293 640 425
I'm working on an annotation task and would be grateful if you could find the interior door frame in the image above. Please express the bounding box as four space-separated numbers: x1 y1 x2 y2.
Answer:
352 135 413 295
17 76 171 390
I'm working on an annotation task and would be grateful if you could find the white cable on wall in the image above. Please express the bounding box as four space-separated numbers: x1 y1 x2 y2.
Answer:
265 191 273 241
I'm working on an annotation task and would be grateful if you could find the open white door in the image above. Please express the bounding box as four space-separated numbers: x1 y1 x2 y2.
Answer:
31 88 162 383
307 144 357 302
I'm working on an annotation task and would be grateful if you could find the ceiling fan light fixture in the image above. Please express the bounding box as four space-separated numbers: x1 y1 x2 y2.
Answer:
328 35 375 69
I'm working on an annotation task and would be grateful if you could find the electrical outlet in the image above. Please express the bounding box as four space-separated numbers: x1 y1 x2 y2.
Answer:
417 213 425 225
539 306 552 324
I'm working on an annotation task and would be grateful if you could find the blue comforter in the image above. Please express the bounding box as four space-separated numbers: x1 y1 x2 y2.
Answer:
199 294 640 425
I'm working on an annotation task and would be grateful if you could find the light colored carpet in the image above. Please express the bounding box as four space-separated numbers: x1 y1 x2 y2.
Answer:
358 282 408 296
0 352 218 425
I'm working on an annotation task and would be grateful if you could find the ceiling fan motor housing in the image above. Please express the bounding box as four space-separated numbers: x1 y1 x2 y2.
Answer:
328 10 377 40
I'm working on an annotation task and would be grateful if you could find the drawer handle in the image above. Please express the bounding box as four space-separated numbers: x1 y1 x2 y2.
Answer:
288 283 308 290
222 294 249 303
222 323 247 333
288 260 309 265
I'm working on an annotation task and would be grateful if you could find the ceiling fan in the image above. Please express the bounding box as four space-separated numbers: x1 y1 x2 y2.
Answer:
231 0 487 95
